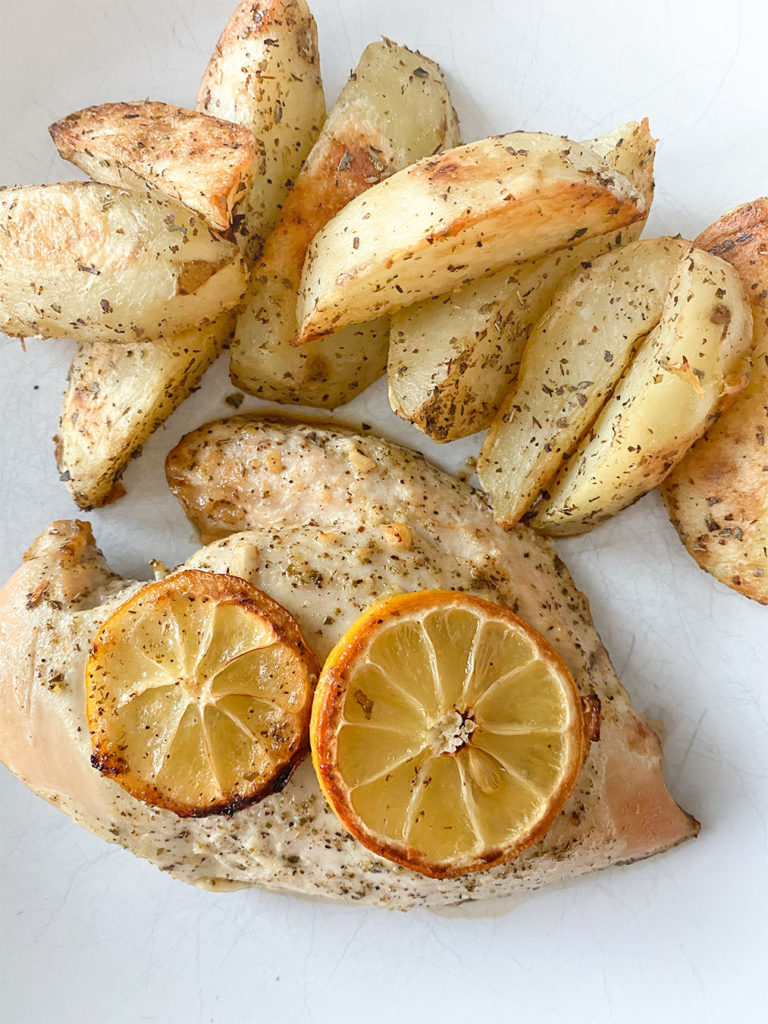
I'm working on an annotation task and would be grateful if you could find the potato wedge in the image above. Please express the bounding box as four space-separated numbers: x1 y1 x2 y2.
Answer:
49 101 258 232
661 199 768 603
531 249 753 535
295 132 646 343
388 120 656 441
0 183 246 343
55 316 233 509
477 237 694 527
197 0 325 257
387 234 627 443
231 38 460 407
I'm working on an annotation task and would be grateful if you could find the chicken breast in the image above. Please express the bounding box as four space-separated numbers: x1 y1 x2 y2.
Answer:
0 420 698 908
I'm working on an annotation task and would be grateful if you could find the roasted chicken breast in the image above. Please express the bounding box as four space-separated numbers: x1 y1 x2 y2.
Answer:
0 420 698 908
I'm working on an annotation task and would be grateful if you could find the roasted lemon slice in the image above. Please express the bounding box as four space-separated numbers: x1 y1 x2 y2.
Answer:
311 590 593 877
86 570 319 817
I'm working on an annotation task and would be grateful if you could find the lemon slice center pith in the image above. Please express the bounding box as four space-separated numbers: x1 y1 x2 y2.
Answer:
427 709 476 755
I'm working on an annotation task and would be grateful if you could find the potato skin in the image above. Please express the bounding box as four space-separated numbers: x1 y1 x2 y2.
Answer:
56 316 232 509
660 200 768 602
50 101 258 231
388 119 656 442
197 0 325 258
230 38 460 407
0 183 246 344
693 199 768 307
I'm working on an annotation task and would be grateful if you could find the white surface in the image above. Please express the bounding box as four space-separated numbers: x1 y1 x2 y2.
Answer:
1 1 767 1021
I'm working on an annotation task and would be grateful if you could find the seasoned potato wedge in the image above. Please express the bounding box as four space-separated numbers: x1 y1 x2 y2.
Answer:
295 132 646 343
197 0 325 257
55 315 232 510
49 101 258 232
477 238 693 526
388 234 626 443
531 249 752 535
231 38 460 407
0 183 246 343
661 199 768 602
388 120 656 441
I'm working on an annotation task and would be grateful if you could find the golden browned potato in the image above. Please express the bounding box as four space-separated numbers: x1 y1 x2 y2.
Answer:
531 249 752 535
477 238 693 527
295 131 646 343
0 183 247 343
388 120 656 441
692 198 768 304
230 38 460 407
660 199 768 602
197 0 325 257
49 101 258 232
55 315 232 509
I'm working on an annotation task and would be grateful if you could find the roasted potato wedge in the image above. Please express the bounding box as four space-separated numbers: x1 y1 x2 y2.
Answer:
0 183 247 343
388 120 656 440
531 249 752 535
49 101 258 232
387 234 626 443
55 316 232 509
197 0 325 257
477 238 693 526
231 38 460 407
661 199 768 602
295 132 646 343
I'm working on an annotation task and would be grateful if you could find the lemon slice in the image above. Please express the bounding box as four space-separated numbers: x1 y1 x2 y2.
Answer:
310 590 593 878
86 570 320 817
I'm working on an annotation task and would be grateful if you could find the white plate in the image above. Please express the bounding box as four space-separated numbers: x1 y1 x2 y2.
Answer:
1 2 766 1021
